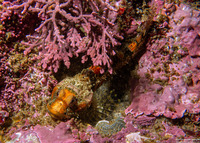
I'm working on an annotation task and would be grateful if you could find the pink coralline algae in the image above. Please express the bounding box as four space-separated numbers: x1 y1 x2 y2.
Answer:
0 45 16 114
15 67 57 104
0 66 57 116
0 1 40 44
126 3 200 119
7 119 102 143
0 1 46 118
0 110 9 125
8 121 80 143
7 0 123 73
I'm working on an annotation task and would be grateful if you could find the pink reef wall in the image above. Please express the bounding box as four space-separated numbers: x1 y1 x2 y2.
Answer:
126 3 200 119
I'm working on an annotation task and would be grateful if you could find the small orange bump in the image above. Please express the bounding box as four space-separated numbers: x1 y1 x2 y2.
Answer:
128 34 143 52
128 42 137 52
89 66 102 74
118 7 125 15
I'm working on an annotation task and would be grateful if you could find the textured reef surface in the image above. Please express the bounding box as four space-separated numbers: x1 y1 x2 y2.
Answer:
0 0 200 143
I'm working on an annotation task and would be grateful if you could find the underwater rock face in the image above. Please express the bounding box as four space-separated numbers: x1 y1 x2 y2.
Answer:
1 1 200 143
7 121 80 143
126 3 200 119
6 131 41 143
125 132 149 143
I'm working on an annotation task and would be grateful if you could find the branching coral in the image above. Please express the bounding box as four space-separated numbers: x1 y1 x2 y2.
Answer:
8 0 123 73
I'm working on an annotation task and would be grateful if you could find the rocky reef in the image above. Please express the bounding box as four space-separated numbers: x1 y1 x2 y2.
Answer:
0 0 199 142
